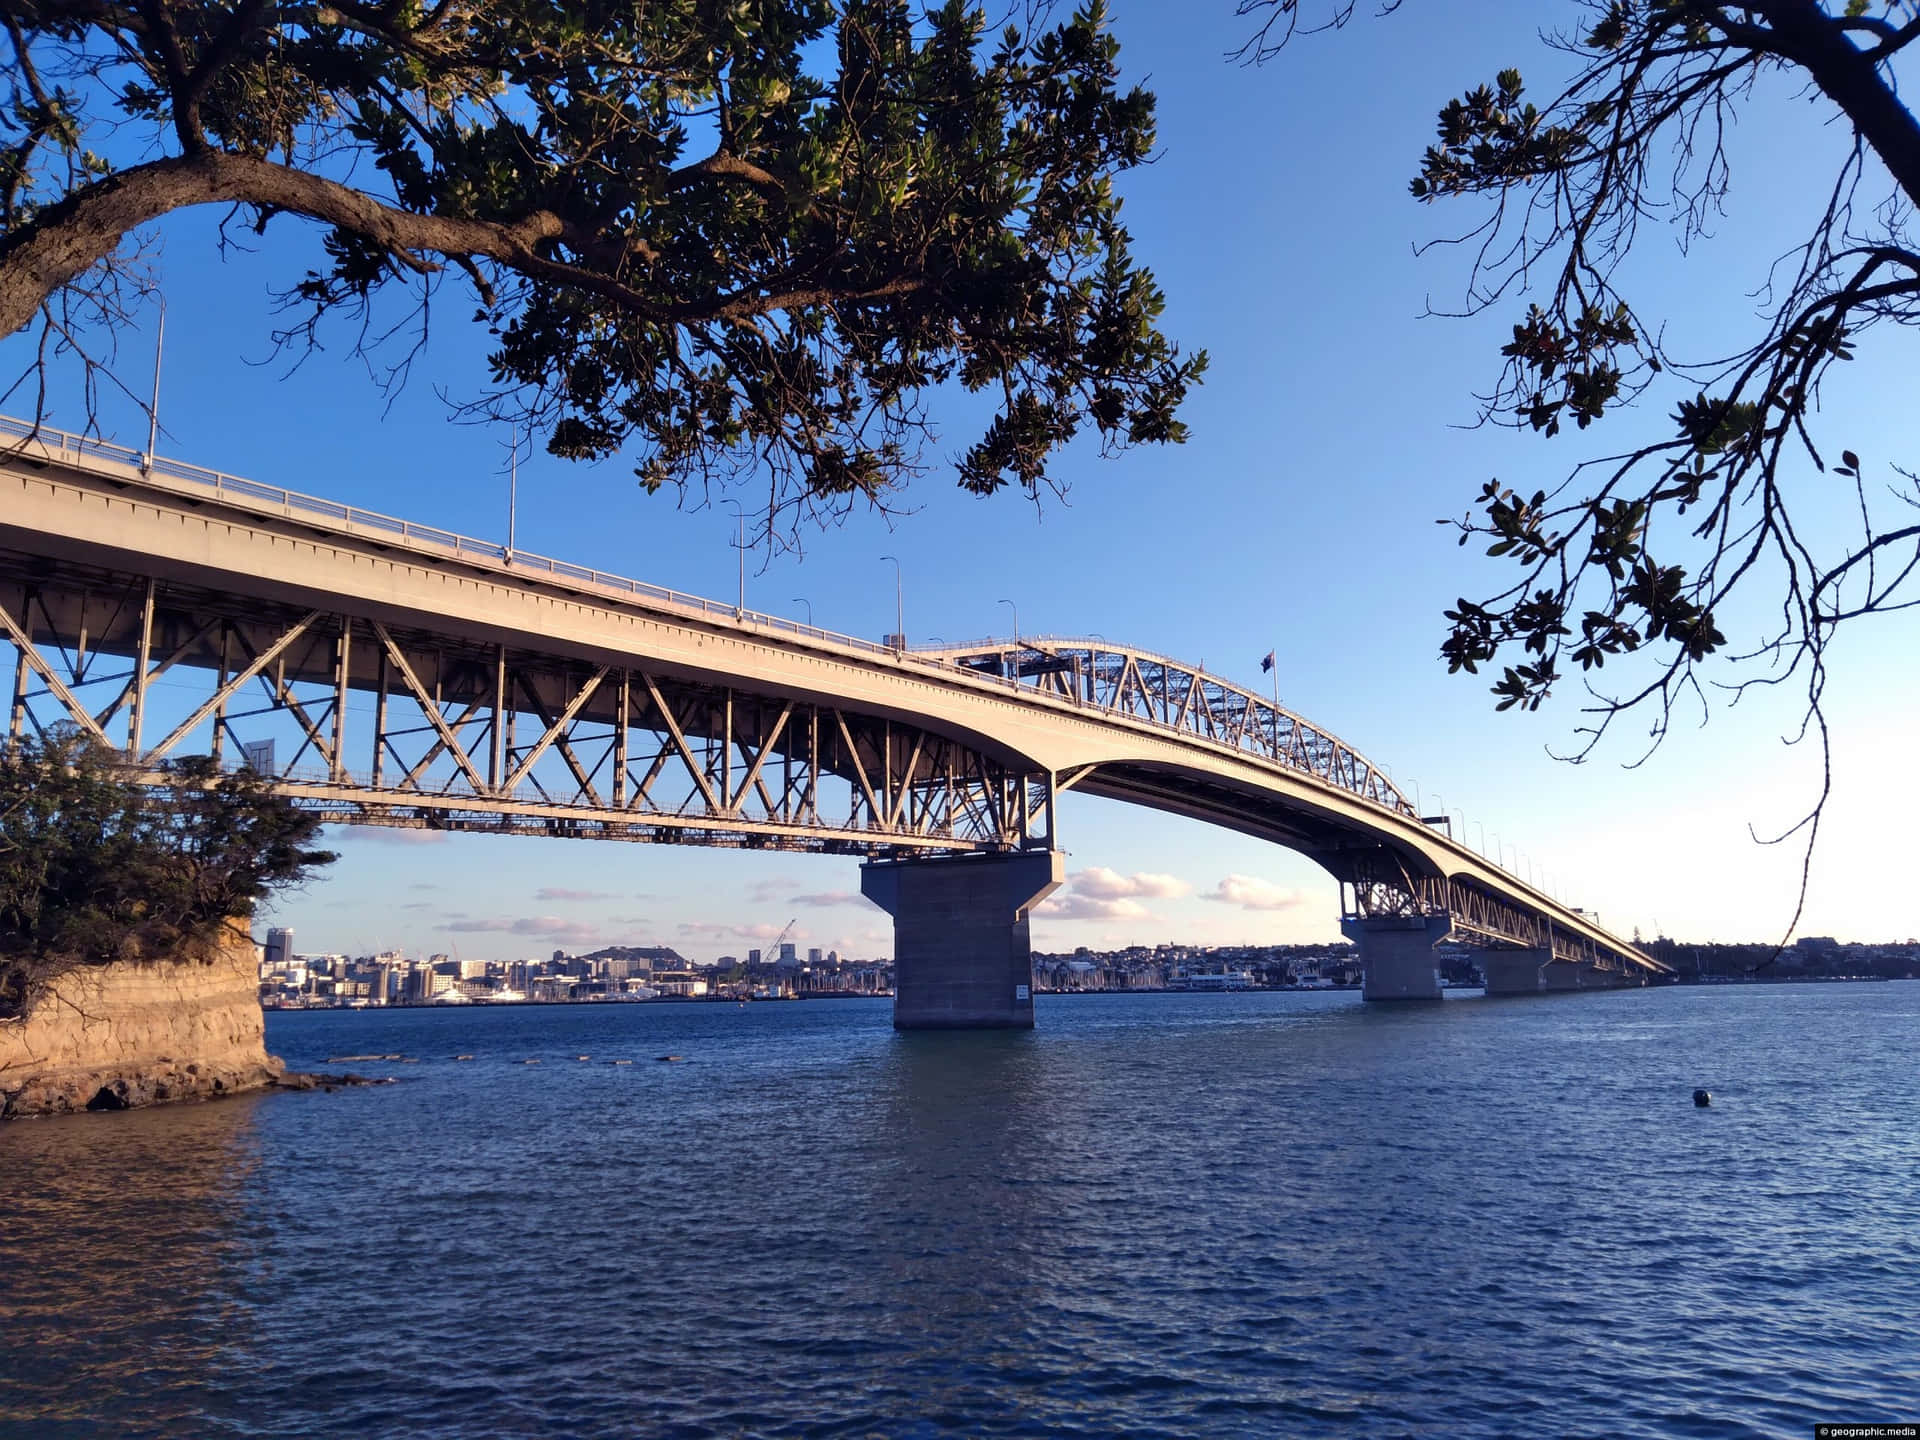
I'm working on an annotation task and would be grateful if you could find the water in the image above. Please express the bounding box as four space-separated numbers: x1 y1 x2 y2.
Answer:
3 986 1917 1439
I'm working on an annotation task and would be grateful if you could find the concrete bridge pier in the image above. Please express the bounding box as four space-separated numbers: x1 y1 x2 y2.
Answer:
1343 914 1451 1001
1479 947 1550 996
861 850 1064 1029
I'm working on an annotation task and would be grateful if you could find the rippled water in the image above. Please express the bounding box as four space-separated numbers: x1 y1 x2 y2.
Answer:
3 985 1918 1438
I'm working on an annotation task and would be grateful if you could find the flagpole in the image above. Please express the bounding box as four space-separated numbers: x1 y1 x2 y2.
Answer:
1272 655 1280 757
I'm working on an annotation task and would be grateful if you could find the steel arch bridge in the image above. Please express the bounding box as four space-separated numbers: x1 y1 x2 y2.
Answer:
0 415 1665 982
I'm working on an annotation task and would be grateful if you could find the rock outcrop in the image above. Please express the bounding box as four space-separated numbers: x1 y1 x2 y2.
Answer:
0 922 281 1119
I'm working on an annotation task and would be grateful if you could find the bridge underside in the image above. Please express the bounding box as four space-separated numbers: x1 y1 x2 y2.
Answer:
0 556 1053 855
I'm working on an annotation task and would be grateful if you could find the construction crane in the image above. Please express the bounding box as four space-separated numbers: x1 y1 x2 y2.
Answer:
771 918 798 959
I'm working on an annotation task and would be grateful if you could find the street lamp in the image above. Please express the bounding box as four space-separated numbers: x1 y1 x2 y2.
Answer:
880 555 904 647
792 597 813 627
504 433 519 563
998 598 1018 647
726 500 746 617
142 296 166 473
1472 819 1486 855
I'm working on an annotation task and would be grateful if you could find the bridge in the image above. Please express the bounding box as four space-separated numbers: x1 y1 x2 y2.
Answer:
0 416 1670 1026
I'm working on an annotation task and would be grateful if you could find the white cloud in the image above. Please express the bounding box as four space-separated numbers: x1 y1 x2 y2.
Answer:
790 890 859 907
1070 866 1192 900
1204 874 1310 912
1035 894 1155 921
678 920 798 942
439 914 602 940
534 886 618 901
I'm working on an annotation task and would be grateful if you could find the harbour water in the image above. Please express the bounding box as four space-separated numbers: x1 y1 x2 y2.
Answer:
3 985 1917 1438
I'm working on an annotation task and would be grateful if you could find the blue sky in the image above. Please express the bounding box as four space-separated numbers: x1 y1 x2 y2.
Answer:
8 2 1917 959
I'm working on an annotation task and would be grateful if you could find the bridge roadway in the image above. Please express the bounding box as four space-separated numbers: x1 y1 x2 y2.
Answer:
0 416 1669 1026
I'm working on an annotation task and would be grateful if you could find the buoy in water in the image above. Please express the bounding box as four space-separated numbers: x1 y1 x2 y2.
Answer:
1693 1088 1712 1107
657 1054 684 1063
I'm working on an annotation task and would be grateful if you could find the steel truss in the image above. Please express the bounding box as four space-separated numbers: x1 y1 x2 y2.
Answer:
1338 853 1628 973
0 561 1052 855
924 639 1414 815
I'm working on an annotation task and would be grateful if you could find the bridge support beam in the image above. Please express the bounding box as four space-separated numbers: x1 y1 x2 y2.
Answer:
1480 947 1550 996
861 850 1064 1030
1542 959 1585 991
1344 914 1450 1001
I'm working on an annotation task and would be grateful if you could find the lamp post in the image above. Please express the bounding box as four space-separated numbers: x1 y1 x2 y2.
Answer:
505 434 518 563
727 500 746 618
998 598 1018 647
142 297 165 473
881 555 904 648
792 597 813 628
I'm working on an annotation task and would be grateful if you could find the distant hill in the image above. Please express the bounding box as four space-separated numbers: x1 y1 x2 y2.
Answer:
567 944 686 971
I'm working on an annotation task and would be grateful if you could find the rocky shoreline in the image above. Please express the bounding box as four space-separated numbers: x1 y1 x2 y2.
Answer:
0 1061 394 1119
1 922 304 1121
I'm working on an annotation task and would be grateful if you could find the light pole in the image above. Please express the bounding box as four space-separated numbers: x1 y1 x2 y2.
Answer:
1472 819 1486 855
727 501 746 618
999 598 1018 647
792 597 813 628
881 555 904 647
142 297 166 473
505 434 519 563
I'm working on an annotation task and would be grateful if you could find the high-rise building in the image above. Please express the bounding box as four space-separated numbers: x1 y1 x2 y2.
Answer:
748 948 762 966
807 947 822 966
779 942 797 966
264 927 294 970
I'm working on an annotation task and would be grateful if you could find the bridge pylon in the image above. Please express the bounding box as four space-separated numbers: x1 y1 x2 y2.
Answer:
1341 913 1451 1001
861 850 1063 1029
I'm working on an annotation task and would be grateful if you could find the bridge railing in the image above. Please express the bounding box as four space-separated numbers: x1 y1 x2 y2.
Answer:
0 413 908 662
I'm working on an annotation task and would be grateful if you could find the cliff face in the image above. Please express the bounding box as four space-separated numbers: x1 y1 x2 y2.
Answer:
0 922 282 1119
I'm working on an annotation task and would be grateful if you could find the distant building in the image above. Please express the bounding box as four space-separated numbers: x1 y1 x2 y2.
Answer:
779 942 797 966
748 948 762 966
264 927 294 970
807 947 822 965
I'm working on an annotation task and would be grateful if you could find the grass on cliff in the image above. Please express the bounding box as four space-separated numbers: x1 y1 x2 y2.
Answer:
0 730 336 1022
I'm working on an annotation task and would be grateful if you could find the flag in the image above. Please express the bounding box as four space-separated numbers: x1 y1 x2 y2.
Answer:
1260 650 1275 673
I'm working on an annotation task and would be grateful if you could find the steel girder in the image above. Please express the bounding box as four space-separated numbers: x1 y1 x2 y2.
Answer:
924 639 1415 816
0 560 1052 855
1336 852 1631 973
929 639 1654 976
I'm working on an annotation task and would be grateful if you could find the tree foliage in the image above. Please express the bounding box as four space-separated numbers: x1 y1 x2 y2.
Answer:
0 0 1205 528
0 731 335 1021
1242 1 1920 784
